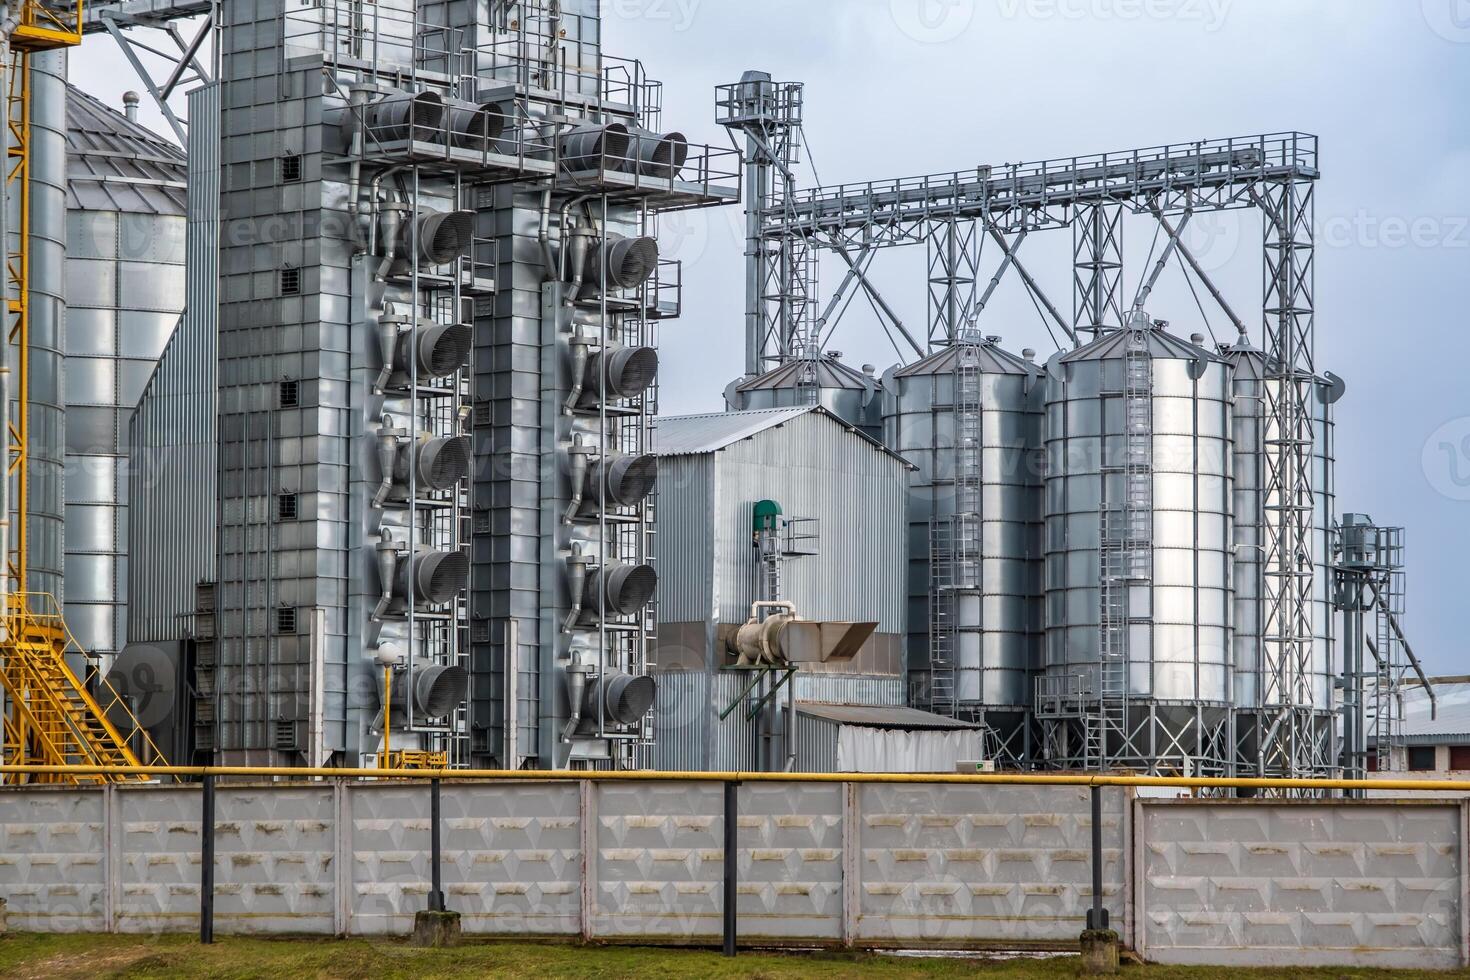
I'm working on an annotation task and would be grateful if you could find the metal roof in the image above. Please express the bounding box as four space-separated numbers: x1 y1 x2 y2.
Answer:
1059 319 1225 365
892 338 1041 379
66 83 187 215
736 355 877 392
795 701 981 731
1390 682 1470 745
657 405 914 467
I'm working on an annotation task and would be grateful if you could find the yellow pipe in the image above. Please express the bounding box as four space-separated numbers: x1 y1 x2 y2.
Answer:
2 763 1470 794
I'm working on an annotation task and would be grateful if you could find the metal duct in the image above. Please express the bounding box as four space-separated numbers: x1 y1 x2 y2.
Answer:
394 435 471 492
629 127 688 177
585 670 656 726
584 234 659 290
583 562 658 619
560 122 630 170
584 453 658 510
445 98 507 152
393 548 469 606
583 345 659 402
403 209 475 268
364 89 443 143
395 322 472 380
392 664 470 719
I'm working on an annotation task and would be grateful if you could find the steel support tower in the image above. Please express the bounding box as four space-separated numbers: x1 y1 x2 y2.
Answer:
727 73 1325 777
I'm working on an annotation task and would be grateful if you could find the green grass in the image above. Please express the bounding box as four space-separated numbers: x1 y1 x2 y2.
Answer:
2 933 1469 980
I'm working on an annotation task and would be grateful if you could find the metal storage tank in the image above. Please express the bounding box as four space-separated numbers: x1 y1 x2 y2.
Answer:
1221 339 1340 768
1038 311 1235 775
724 353 883 437
63 86 187 663
880 337 1043 761
15 52 70 608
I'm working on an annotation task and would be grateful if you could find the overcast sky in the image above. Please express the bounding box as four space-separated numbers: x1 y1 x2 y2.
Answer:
74 0 1470 673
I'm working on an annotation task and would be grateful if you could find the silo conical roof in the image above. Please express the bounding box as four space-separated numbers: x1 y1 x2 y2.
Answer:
65 84 187 215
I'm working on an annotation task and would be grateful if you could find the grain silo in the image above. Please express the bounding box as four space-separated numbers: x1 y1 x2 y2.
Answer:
1036 311 1235 777
725 353 883 437
63 86 187 664
881 337 1044 762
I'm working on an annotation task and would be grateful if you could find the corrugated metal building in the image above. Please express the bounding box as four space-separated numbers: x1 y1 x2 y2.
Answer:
648 405 979 771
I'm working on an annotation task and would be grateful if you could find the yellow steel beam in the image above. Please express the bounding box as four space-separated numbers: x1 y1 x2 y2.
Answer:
2 764 1470 795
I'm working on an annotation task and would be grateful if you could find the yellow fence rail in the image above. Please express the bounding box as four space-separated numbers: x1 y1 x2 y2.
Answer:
1 763 1468 794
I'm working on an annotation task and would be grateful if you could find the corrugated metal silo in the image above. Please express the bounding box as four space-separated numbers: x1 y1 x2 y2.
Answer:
1038 312 1235 775
1222 339 1340 765
881 337 1044 760
63 85 187 662
725 353 883 436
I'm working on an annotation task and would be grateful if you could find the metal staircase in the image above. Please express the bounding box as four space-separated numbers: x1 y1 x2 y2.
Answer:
0 593 162 783
1094 331 1153 767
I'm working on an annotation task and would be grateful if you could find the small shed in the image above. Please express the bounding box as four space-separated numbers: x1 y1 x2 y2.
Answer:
793 702 986 773
649 406 915 771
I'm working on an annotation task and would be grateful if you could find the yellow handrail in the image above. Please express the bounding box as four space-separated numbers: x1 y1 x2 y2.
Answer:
1 763 1468 794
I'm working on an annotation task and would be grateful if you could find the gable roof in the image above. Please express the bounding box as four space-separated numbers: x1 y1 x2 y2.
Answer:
657 405 913 468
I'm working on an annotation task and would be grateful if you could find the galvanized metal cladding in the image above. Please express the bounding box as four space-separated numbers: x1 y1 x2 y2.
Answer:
128 0 736 773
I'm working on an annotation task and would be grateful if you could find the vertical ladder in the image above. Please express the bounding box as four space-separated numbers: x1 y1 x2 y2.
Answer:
1095 331 1152 767
928 346 983 717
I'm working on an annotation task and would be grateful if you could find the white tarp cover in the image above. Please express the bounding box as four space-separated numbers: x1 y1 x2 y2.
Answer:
836 724 983 772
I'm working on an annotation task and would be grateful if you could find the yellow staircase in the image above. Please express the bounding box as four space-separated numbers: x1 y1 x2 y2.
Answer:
0 593 164 783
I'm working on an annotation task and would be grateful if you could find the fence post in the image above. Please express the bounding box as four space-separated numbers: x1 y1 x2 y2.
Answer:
429 778 445 913
200 773 215 944
723 779 739 957
1087 783 1108 931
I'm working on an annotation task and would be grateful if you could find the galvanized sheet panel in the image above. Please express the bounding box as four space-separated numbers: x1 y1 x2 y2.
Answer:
854 783 1126 945
0 788 108 931
1141 800 1462 968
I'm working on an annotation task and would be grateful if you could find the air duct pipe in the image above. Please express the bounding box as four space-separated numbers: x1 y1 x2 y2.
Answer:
361 88 443 143
575 345 659 407
563 436 593 522
394 548 470 608
627 126 688 177
583 233 659 292
392 321 472 382
373 309 405 393
561 661 593 741
562 546 589 631
371 530 401 622
390 664 470 720
576 562 658 625
445 97 507 152
373 414 407 507
559 121 630 171
568 452 658 519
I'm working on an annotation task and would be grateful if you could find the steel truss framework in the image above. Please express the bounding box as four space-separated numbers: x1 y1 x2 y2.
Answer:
730 82 1324 778
89 1 215 145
